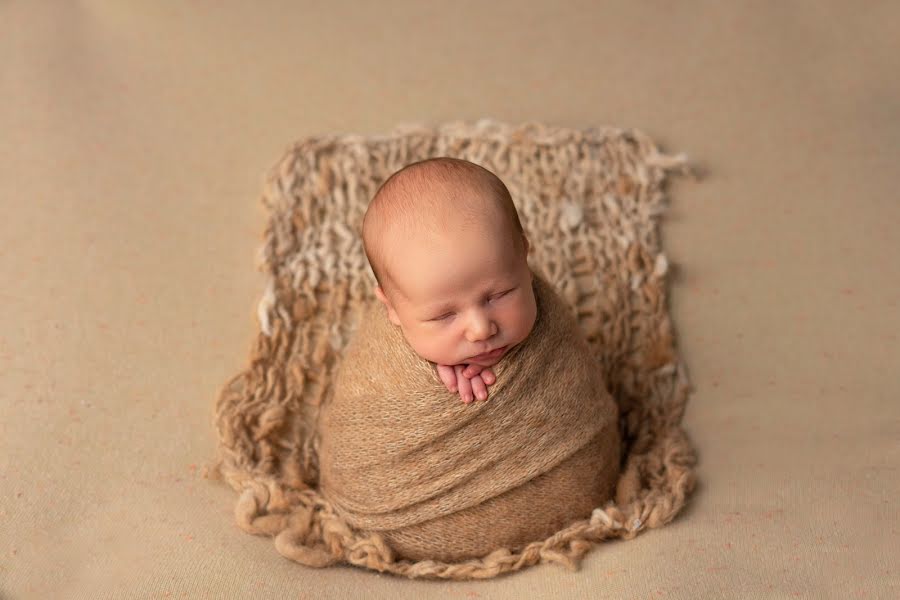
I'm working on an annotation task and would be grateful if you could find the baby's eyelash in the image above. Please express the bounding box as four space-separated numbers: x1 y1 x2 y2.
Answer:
429 288 515 321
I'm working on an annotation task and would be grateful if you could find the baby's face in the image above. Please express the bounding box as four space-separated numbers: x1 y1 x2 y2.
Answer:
374 227 536 368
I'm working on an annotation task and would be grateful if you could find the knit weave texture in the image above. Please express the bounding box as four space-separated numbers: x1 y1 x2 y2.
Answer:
207 119 699 580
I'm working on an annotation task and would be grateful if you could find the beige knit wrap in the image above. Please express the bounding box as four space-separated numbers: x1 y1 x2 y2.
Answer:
319 270 621 562
207 119 700 580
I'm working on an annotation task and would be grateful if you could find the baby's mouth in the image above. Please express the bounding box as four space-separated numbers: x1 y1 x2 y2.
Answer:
469 345 508 361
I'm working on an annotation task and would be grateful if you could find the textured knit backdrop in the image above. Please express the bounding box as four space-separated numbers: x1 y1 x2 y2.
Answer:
206 119 700 579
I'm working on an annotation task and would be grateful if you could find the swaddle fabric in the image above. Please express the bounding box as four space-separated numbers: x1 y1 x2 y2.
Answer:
319 270 621 562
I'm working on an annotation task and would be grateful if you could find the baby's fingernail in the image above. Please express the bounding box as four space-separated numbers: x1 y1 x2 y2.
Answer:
449 385 457 392
476 392 486 400
463 394 472 403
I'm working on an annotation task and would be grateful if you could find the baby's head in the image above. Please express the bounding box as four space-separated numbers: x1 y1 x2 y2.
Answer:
363 157 537 368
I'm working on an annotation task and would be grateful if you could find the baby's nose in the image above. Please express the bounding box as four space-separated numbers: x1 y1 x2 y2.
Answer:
465 315 498 342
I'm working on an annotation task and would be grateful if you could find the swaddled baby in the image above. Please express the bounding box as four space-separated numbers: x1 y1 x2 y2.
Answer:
318 157 621 562
364 157 535 404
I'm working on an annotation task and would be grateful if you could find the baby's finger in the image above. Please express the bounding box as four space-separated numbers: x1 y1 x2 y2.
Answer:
462 363 483 379
436 364 458 392
470 376 488 401
454 364 474 403
481 368 496 385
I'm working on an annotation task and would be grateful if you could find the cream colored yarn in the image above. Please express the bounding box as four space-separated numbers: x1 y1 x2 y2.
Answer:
206 118 700 580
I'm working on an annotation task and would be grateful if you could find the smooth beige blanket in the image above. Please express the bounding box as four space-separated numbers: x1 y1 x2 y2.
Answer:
208 119 699 579
319 270 621 562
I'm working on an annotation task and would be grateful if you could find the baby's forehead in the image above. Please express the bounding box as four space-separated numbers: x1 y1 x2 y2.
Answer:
392 220 513 258
391 233 517 291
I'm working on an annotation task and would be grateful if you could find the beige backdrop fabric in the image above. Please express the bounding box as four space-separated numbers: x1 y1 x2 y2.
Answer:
2 1 898 599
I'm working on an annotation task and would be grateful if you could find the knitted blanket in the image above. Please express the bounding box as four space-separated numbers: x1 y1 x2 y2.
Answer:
319 270 621 562
207 119 700 580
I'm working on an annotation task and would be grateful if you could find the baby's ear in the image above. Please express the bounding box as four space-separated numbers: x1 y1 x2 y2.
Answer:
374 286 402 327
374 285 388 305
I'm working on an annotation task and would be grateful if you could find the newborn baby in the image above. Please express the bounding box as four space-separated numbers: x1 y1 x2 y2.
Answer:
362 156 536 404
325 171 622 561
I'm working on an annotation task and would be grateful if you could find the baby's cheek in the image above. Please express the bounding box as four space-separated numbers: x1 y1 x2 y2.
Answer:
409 331 457 365
507 305 534 343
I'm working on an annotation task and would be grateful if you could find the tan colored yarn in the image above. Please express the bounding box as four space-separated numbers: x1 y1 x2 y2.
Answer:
206 119 700 580
320 269 621 562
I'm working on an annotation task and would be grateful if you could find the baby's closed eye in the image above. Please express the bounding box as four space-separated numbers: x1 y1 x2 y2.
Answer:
428 288 516 323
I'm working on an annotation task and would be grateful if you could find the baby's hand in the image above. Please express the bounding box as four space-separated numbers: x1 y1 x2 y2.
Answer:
436 363 496 404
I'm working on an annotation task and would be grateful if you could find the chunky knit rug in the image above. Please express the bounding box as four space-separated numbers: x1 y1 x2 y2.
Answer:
206 119 700 580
